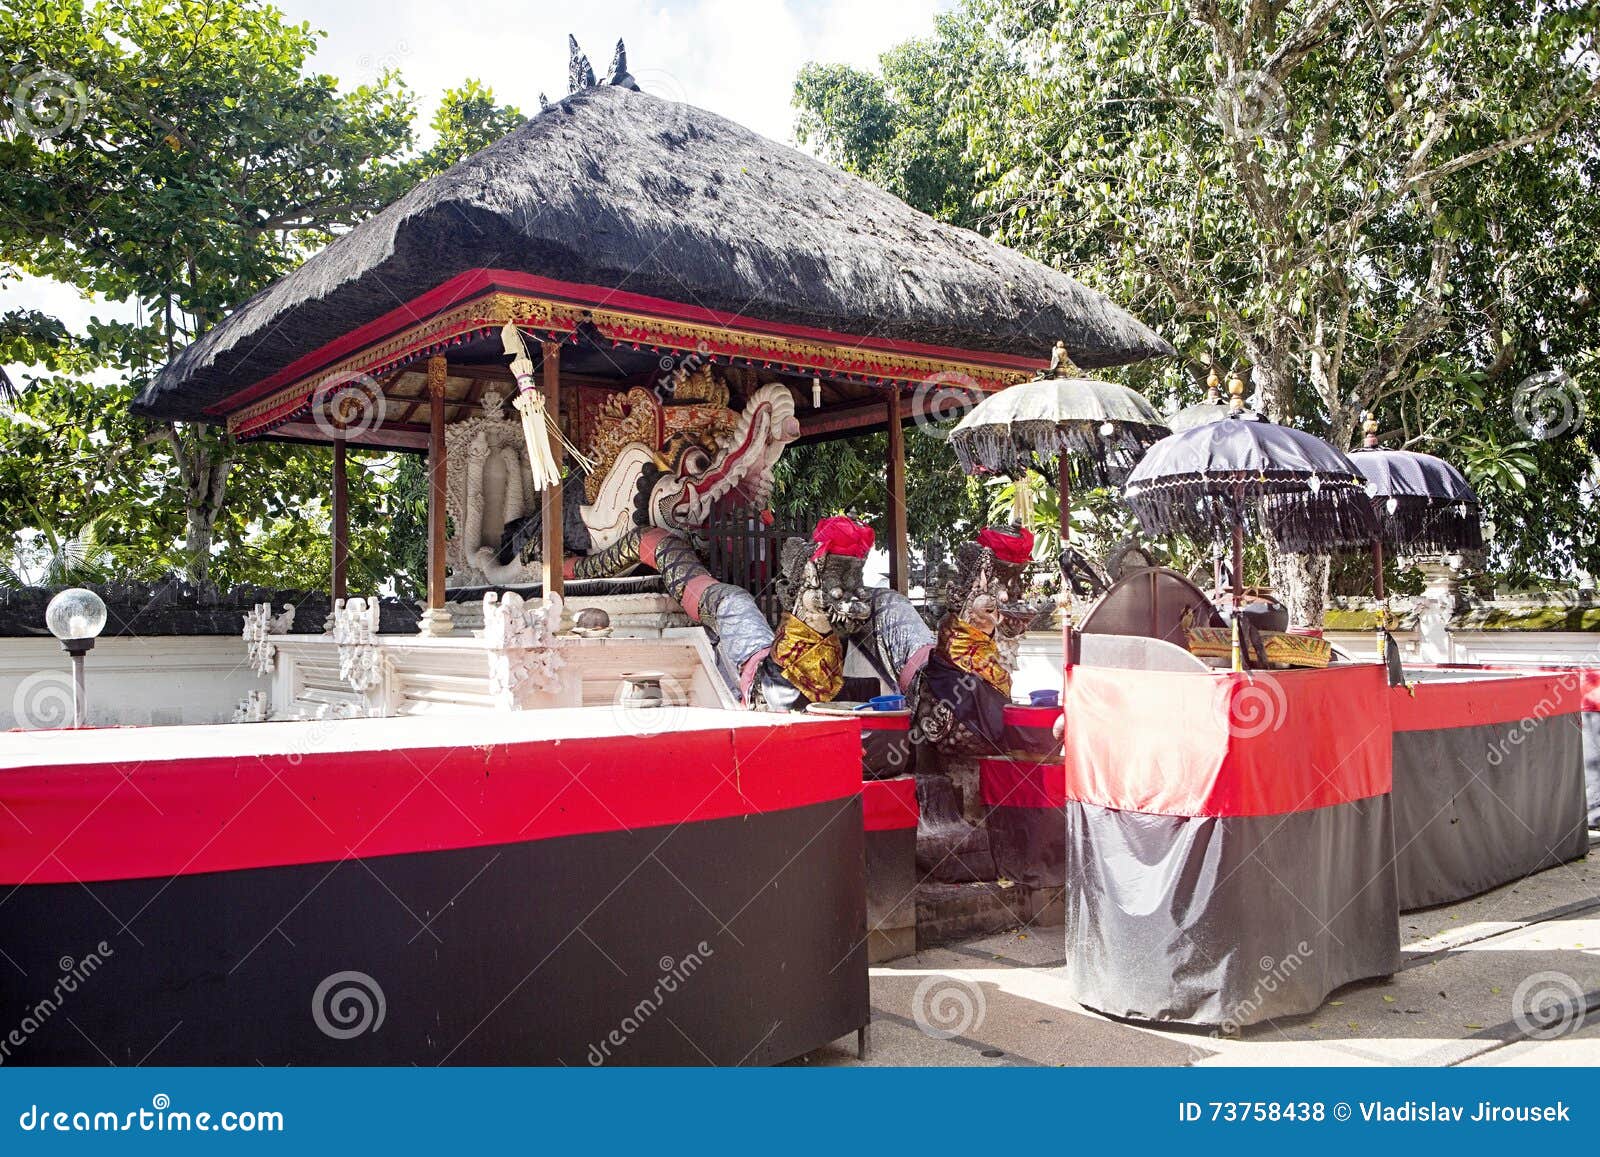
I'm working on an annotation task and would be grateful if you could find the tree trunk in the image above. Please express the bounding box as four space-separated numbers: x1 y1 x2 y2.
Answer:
183 508 215 585
1269 545 1330 631
166 422 233 588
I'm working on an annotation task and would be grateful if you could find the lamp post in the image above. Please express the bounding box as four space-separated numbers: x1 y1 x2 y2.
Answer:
44 588 108 728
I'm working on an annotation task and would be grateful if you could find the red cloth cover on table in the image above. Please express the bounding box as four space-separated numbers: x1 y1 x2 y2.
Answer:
1058 662 1398 1028
1387 669 1587 909
979 757 1065 887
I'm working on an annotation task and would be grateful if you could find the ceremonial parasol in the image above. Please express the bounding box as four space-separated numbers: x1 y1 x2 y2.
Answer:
1350 411 1483 662
1123 388 1377 669
948 342 1168 548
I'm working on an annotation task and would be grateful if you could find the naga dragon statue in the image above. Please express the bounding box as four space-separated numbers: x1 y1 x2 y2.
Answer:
454 376 799 584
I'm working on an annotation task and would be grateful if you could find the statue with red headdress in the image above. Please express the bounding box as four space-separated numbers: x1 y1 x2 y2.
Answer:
753 515 935 714
913 525 1045 755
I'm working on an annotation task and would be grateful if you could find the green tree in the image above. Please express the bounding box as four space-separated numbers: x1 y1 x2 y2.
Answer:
1 0 525 592
798 1 1600 618
955 0 1600 620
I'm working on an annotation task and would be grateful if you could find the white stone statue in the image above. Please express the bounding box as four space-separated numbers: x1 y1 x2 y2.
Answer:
482 590 564 709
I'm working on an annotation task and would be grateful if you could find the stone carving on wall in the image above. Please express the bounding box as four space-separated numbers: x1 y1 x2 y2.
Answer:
482 590 565 709
242 601 294 675
331 597 390 695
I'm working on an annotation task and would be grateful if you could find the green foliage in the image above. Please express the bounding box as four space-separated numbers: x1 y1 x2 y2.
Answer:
0 0 523 592
796 0 1600 601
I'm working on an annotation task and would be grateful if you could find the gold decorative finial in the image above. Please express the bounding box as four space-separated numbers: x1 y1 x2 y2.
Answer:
1047 341 1080 378
1204 366 1221 404
1362 410 1380 448
1226 369 1246 413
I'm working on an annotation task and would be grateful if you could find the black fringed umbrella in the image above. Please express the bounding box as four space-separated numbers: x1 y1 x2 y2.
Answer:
949 343 1168 547
1349 413 1482 658
1123 410 1377 667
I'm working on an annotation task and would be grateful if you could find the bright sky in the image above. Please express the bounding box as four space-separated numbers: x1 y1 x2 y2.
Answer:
2 0 951 383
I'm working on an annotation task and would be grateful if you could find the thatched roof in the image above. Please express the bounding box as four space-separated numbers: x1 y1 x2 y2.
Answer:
134 83 1171 422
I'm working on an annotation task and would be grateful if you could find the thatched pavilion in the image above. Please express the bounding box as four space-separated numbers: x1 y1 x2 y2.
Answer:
134 72 1170 631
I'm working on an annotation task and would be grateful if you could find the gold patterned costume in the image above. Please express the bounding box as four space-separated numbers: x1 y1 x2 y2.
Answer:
771 614 846 703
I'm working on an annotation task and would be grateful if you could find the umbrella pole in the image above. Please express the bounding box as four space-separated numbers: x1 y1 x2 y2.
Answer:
1059 454 1077 673
1058 456 1071 547
1230 521 1245 673
1373 539 1387 665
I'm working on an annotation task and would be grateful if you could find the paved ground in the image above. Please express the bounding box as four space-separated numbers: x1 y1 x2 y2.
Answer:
796 837 1600 1066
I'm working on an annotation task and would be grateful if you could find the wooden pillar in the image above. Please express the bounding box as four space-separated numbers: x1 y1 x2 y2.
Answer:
886 389 909 594
331 439 348 602
540 341 564 601
419 355 454 635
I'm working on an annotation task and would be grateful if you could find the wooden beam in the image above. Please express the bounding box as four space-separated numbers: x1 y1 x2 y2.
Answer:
886 390 909 594
540 341 564 601
331 439 348 602
796 400 901 442
421 355 454 635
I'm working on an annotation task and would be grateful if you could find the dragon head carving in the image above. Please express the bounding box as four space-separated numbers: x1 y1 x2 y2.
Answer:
637 382 800 534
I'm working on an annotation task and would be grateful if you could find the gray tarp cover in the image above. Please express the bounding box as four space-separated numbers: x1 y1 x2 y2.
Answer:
1063 798 1399 1027
1392 713 1588 910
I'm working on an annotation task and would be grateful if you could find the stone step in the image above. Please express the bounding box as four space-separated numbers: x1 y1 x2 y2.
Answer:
915 880 1063 951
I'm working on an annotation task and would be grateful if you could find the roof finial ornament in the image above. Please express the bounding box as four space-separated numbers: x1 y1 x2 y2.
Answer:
568 34 596 94
555 36 641 100
1203 364 1220 404
1226 369 1246 413
1362 410 1380 449
607 39 639 90
1047 340 1080 379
